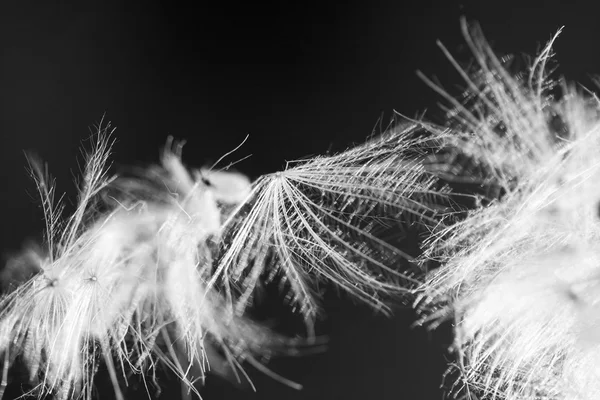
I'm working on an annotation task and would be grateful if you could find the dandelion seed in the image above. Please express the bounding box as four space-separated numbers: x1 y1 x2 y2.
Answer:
213 124 446 330
417 19 600 400
0 112 443 399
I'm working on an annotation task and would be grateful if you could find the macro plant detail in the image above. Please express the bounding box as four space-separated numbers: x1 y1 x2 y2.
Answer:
417 21 600 400
3 16 600 400
0 121 444 399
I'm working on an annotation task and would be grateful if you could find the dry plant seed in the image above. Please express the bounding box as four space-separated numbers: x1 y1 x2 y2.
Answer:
417 19 600 400
0 120 443 400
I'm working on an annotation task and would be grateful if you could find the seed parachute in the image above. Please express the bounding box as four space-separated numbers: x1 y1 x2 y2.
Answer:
5 17 597 400
418 20 600 400
0 120 444 399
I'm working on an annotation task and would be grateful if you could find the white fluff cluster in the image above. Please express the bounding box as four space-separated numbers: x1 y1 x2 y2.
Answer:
418 21 600 400
9 19 595 400
0 122 442 399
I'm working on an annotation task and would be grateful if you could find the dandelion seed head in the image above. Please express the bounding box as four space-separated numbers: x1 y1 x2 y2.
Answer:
0 95 433 400
0 62 446 398
418 20 600 400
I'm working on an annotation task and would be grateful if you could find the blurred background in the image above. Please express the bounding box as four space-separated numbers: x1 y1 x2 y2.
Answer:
0 1 597 399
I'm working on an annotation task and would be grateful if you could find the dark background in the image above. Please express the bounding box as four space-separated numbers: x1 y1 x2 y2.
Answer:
0 1 598 399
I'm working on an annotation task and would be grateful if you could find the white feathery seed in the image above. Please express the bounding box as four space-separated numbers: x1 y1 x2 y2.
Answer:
0 119 442 399
214 125 446 330
417 20 600 400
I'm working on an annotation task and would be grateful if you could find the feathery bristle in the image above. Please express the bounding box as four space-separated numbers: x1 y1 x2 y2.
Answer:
418 19 600 400
213 124 446 328
0 116 442 399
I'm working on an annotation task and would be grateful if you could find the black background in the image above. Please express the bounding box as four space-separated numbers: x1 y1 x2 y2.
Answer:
0 1 598 399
